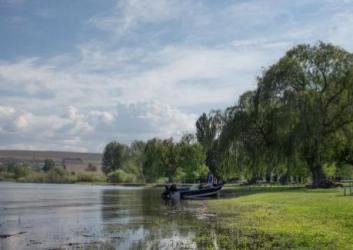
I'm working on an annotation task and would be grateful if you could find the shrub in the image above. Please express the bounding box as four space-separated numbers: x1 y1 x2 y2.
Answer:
108 169 127 183
43 159 56 172
175 168 186 183
108 169 137 183
14 165 31 180
124 173 137 183
0 171 15 181
46 167 73 183
18 172 47 183
155 177 168 184
76 172 106 182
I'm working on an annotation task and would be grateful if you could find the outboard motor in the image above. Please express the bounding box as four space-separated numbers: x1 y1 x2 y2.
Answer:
161 184 179 200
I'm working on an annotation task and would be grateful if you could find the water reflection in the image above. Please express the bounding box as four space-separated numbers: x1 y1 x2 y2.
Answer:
100 188 200 249
0 183 210 250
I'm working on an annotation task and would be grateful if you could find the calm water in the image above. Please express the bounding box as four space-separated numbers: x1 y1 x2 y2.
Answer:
0 182 215 250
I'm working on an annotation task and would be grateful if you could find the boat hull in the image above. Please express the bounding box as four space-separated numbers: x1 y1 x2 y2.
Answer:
180 184 223 198
162 184 223 200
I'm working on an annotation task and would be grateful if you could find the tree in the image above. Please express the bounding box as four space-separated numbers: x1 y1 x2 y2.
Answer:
43 159 55 172
177 141 206 182
160 138 179 182
143 138 166 182
129 140 146 180
102 141 128 175
196 111 223 176
256 42 353 187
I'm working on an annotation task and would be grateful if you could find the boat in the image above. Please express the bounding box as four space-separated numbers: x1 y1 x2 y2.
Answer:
162 183 223 200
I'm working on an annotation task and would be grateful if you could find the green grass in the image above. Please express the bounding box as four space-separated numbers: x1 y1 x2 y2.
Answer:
196 186 353 249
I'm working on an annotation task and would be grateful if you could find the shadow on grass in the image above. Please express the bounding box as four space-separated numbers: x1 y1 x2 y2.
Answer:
219 185 338 199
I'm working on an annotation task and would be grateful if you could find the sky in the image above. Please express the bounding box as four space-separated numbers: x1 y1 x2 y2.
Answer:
1 0 353 152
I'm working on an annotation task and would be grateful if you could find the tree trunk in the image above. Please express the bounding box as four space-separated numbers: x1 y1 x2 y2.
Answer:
311 164 326 188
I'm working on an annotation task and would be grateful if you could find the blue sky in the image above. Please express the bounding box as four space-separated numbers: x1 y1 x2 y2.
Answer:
1 0 353 152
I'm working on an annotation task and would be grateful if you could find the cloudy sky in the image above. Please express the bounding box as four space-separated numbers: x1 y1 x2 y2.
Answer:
0 0 353 152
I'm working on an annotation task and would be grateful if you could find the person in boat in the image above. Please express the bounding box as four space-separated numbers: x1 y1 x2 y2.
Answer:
207 172 214 187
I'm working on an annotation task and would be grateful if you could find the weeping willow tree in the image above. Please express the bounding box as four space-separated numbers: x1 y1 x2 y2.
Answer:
204 42 353 187
195 111 223 177
257 42 353 187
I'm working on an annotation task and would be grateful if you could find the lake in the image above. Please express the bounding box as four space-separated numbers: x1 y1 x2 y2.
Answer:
0 182 216 249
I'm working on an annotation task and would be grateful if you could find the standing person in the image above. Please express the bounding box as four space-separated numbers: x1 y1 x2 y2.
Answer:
213 176 218 185
207 172 214 186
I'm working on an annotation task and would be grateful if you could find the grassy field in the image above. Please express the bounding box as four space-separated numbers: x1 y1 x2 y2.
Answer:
195 186 353 249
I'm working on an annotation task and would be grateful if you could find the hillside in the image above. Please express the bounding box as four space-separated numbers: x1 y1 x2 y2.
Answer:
0 150 102 173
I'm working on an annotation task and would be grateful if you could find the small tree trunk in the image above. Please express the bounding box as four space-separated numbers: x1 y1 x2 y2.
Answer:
311 164 326 187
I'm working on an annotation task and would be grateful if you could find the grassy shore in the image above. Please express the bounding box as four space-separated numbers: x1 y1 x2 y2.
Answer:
196 186 353 249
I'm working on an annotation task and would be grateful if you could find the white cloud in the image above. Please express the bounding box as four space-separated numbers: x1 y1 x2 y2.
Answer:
88 0 188 36
0 102 196 152
1 0 353 151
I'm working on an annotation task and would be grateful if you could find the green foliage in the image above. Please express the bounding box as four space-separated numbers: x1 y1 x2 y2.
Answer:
177 142 206 182
43 159 55 172
17 171 47 183
0 163 106 183
143 138 167 182
141 137 208 183
108 169 136 183
14 164 31 179
196 111 223 176
207 42 353 187
336 164 353 179
102 141 129 174
76 172 106 182
0 171 15 181
323 163 336 178
174 167 186 182
46 167 73 183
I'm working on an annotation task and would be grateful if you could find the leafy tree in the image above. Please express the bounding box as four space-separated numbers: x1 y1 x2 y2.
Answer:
196 111 223 176
208 42 353 186
108 169 136 183
14 164 30 179
43 159 55 172
102 141 128 175
257 42 353 187
177 141 206 182
129 140 146 180
143 138 166 182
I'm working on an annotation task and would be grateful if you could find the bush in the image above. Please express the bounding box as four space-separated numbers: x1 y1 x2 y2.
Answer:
124 173 137 183
155 177 168 184
43 159 55 172
108 169 137 183
76 172 106 182
46 167 74 183
175 168 186 183
14 165 31 179
17 172 47 183
0 171 15 181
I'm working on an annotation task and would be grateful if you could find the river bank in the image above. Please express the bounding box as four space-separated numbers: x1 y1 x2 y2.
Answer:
196 186 353 249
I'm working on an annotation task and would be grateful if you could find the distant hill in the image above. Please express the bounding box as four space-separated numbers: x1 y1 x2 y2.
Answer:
0 150 102 173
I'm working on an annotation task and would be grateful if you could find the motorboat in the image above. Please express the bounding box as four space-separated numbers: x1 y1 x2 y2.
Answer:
162 183 223 200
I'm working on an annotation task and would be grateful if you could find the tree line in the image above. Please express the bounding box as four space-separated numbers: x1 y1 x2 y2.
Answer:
102 136 208 183
102 42 353 187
